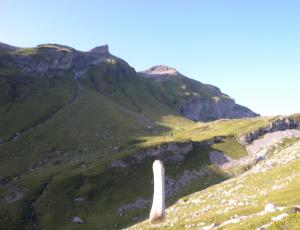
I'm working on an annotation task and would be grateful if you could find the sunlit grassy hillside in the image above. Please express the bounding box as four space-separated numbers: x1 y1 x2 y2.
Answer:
129 139 300 230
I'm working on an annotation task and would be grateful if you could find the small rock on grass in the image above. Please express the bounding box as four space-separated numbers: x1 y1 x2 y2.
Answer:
74 197 85 202
73 216 84 224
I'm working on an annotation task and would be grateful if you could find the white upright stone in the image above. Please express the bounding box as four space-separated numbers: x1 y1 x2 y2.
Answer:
149 160 165 223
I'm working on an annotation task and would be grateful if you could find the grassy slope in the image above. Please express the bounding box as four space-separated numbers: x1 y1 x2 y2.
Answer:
0 56 177 177
0 145 227 230
141 73 230 112
0 72 77 141
0 112 290 229
130 139 300 230
0 57 186 229
139 116 274 150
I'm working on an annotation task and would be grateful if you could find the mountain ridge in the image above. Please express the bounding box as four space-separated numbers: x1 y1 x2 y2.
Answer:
0 42 259 121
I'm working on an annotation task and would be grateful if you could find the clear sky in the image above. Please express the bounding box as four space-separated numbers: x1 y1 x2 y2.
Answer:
1 0 299 116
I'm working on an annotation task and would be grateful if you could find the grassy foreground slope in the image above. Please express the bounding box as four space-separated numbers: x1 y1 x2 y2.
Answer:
1 112 298 229
129 138 300 230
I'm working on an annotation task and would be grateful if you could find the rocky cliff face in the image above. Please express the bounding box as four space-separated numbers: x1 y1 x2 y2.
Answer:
180 96 259 121
140 65 180 79
111 142 194 168
239 116 300 145
140 65 259 121
111 136 226 168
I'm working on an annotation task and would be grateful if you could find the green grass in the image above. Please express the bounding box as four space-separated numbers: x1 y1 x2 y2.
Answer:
269 213 300 230
0 78 293 229
0 67 19 76
14 48 39 55
8 145 226 230
212 135 247 159
138 116 272 148
0 72 77 141
130 140 300 229
0 187 6 200
12 45 72 56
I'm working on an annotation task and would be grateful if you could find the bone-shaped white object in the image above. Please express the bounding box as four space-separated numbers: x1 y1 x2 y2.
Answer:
149 160 165 223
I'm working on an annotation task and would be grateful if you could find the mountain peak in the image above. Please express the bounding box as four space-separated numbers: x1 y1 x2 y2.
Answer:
142 65 179 75
89 44 109 54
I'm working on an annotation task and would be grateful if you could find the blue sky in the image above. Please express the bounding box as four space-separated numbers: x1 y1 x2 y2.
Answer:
1 0 299 115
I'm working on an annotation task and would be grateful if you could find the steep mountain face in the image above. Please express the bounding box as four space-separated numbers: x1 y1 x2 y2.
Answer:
139 65 259 121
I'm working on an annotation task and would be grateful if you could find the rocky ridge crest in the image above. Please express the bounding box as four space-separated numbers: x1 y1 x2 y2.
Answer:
0 43 111 76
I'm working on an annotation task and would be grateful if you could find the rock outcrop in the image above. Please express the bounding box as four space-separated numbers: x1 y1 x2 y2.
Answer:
111 142 194 168
72 216 84 224
0 44 111 76
180 97 259 121
134 142 193 163
111 136 226 168
139 65 181 83
141 65 179 75
239 116 300 145
89 44 109 54
209 151 232 168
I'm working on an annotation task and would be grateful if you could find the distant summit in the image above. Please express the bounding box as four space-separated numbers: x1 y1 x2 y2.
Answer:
141 65 180 76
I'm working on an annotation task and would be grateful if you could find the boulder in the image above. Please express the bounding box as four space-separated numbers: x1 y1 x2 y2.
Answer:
72 216 84 224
